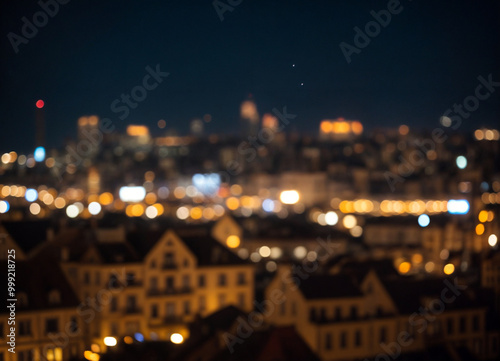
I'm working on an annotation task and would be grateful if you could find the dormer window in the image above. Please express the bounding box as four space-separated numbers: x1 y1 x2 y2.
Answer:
18 292 28 307
48 290 61 305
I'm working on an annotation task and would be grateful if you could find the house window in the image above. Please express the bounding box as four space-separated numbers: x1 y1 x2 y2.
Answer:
472 315 480 331
184 301 191 315
459 316 466 333
151 304 158 318
182 275 190 289
95 272 100 285
164 252 175 267
335 306 341 320
45 318 58 334
166 302 176 317
198 275 206 288
310 307 317 321
69 317 78 334
325 333 332 350
150 259 156 268
126 296 137 312
340 332 347 349
280 302 286 316
447 318 454 334
83 272 90 285
291 301 297 316
218 294 226 307
19 320 31 336
18 350 34 361
218 274 227 286
166 276 174 291
350 306 358 319
379 327 387 343
183 259 189 267
150 277 158 291
355 330 362 346
237 272 246 285
238 293 246 309
110 296 117 312
199 295 206 312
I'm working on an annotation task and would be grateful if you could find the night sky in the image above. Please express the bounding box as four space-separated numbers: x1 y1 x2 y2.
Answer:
1 0 499 153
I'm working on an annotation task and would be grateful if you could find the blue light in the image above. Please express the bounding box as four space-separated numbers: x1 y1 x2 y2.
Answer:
34 146 46 162
134 333 144 342
0 200 10 213
456 156 467 169
447 200 470 215
418 214 430 227
262 199 274 212
25 188 38 202
192 173 220 195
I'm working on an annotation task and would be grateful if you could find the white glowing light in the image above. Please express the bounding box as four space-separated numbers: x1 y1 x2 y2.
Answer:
119 186 146 202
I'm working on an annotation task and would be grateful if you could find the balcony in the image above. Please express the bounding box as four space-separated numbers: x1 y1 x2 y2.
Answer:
124 307 142 315
162 262 178 270
147 287 192 297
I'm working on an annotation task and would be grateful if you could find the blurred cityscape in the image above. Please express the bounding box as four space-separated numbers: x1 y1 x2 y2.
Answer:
0 98 499 361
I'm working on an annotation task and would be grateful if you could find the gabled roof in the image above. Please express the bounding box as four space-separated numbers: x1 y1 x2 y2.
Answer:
299 274 362 299
382 276 485 314
86 242 141 264
0 257 80 313
181 235 249 267
1 220 51 256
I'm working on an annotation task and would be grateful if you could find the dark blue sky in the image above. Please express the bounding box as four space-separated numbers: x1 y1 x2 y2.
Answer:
1 0 499 153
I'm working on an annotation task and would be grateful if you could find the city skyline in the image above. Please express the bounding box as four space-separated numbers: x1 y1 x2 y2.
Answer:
1 0 499 152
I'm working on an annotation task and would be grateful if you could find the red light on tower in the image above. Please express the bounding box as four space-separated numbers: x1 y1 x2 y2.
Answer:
36 99 44 109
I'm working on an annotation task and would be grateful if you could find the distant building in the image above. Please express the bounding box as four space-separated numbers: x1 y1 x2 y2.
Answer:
319 118 363 141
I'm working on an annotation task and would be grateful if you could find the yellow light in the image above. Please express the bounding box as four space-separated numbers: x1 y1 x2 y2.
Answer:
124 336 134 344
226 235 241 248
103 336 117 347
351 121 363 135
126 125 149 136
131 204 144 217
398 262 411 274
342 215 357 229
487 211 494 222
170 333 184 344
474 129 484 140
84 351 93 360
240 196 253 208
153 203 164 216
475 224 485 235
90 353 100 361
174 187 186 199
29 203 41 215
226 197 240 210
90 344 100 353
8 151 17 163
411 254 423 264
443 263 455 275
202 207 215 220
320 120 333 133
478 210 488 223
145 192 157 205
230 184 242 196
332 121 350 134
190 207 203 220
1 153 11 164
398 125 409 136
99 192 114 205
279 190 300 205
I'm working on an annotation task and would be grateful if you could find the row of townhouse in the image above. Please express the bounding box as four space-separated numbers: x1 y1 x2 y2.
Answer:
265 259 500 361
0 220 254 361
